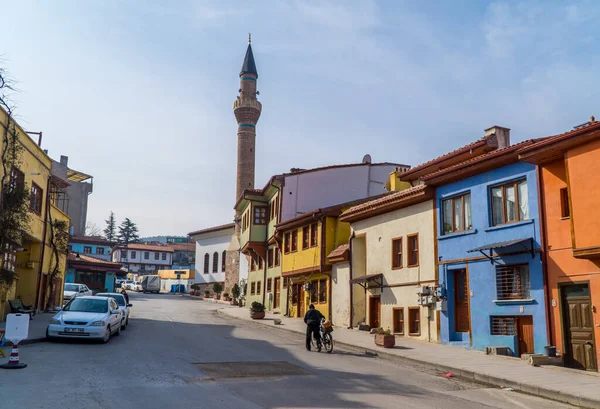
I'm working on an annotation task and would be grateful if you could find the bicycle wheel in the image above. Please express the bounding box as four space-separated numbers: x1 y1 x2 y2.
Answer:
323 333 334 353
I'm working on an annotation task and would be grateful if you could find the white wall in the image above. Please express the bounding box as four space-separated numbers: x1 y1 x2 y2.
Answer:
331 262 351 327
113 249 172 266
194 233 230 284
281 164 398 222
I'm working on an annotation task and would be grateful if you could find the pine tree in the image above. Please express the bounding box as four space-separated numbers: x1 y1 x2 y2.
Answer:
103 211 116 242
117 218 140 245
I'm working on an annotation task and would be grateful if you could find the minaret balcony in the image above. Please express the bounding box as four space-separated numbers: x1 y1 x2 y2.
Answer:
233 98 262 111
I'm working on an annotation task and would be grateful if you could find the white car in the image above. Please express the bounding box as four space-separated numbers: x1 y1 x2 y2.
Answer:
96 292 131 329
63 283 93 305
46 296 123 343
124 280 134 290
132 282 143 292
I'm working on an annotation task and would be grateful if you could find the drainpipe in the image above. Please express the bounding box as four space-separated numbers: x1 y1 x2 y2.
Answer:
34 175 51 312
536 165 553 346
348 231 355 329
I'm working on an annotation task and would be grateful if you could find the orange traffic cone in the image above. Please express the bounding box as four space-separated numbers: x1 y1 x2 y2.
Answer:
0 343 27 369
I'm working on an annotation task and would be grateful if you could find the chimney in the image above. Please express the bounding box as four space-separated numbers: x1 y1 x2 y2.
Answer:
484 126 511 149
60 155 69 166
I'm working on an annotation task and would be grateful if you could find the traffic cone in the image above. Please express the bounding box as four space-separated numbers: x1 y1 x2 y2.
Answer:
0 343 27 369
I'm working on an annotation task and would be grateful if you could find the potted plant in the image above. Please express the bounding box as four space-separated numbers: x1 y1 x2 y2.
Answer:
374 328 395 348
231 283 240 305
190 284 201 296
222 292 230 302
212 282 223 300
203 290 210 299
250 301 265 319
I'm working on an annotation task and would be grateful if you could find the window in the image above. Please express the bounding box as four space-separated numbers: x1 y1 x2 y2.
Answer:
318 279 327 303
204 253 209 274
393 308 404 335
302 226 310 249
121 251 127 260
144 252 149 260
30 183 43 214
8 167 24 193
491 316 517 335
275 248 281 266
96 247 105 255
407 234 419 267
496 264 530 300
257 256 263 270
256 281 261 295
310 281 318 303
267 248 274 268
254 206 267 225
283 277 288 289
154 252 159 260
131 251 136 258
267 278 272 292
212 252 219 273
284 232 291 254
83 246 92 254
560 188 570 218
291 230 298 252
162 253 167 260
250 257 256 271
310 224 318 247
391 237 403 269
250 282 256 295
442 193 472 235
491 179 528 226
408 307 420 336
222 250 226 272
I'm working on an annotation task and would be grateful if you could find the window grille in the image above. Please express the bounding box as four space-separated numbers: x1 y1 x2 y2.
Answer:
491 316 517 335
495 265 530 300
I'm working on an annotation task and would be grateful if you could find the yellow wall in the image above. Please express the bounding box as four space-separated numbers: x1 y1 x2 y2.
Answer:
281 223 322 274
287 274 330 320
159 269 194 279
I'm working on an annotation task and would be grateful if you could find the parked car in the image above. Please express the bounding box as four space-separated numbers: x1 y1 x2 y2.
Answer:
141 275 160 294
133 282 143 292
124 280 134 290
63 283 93 305
95 292 131 329
46 296 123 343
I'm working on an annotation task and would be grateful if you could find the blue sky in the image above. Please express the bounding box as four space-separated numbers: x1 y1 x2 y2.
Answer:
2 0 599 236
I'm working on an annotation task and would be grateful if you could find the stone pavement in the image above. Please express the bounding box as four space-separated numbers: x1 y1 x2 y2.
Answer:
218 306 600 409
0 312 53 346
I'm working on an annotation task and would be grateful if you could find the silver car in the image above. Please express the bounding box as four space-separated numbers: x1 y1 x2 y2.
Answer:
96 293 131 329
46 296 123 343
63 283 93 305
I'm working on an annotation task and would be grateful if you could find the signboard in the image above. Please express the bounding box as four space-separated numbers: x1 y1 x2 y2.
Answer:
5 314 29 344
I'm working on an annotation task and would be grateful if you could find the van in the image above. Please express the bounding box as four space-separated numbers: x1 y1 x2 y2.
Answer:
141 275 160 294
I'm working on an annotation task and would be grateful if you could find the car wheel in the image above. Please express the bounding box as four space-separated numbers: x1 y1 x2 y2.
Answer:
115 323 121 336
102 326 111 343
121 318 127 330
45 328 55 342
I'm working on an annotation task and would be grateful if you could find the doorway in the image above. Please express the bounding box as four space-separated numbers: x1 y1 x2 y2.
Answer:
517 316 534 355
297 284 305 318
453 269 470 333
562 284 597 371
369 296 381 329
273 278 281 309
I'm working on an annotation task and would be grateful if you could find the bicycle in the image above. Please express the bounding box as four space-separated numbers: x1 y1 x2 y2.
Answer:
311 318 334 353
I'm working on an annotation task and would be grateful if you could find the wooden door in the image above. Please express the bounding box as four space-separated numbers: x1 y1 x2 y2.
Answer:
454 269 470 333
273 278 281 309
369 296 381 329
562 284 597 371
297 284 305 318
517 316 534 356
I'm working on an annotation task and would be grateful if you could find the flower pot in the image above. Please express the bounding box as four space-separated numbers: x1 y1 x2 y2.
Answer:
250 311 265 320
203 293 210 299
230 300 238 306
374 334 395 348
222 296 230 302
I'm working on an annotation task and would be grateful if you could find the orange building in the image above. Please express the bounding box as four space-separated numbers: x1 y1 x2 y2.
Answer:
519 117 600 371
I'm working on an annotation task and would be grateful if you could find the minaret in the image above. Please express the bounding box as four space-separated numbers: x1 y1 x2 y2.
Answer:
234 34 262 202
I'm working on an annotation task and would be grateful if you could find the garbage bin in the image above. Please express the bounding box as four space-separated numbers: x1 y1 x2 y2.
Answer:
544 346 556 357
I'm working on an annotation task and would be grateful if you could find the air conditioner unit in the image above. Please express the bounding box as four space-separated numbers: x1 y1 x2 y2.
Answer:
26 261 35 269
419 286 432 296
435 300 447 311
426 295 435 305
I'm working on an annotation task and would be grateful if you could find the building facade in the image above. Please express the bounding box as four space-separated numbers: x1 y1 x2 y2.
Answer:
66 253 123 292
68 235 113 261
170 242 196 269
112 244 173 274
189 224 235 295
519 118 600 371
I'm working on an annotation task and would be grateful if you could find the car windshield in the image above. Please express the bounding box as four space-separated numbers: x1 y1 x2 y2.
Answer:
97 294 126 306
64 284 79 292
63 298 108 313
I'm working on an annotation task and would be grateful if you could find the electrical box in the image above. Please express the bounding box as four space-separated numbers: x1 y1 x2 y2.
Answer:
435 286 445 297
26 261 35 269
419 286 432 296
426 296 435 305
435 300 447 311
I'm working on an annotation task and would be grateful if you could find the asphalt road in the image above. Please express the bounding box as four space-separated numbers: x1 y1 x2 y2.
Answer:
0 293 575 409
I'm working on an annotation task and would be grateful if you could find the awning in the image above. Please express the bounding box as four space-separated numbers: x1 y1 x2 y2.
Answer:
350 273 383 289
467 237 534 264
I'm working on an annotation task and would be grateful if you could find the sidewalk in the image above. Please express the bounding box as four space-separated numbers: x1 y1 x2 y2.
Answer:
219 307 600 409
0 312 53 346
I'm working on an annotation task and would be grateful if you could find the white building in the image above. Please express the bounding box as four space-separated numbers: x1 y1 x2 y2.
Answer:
112 244 173 274
189 223 244 294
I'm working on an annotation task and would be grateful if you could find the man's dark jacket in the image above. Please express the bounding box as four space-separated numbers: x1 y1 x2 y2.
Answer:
304 309 324 325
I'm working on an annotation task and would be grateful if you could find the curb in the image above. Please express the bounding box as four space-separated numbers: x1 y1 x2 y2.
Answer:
217 309 599 409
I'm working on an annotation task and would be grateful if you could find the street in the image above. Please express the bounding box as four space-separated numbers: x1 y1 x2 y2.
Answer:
1 293 575 409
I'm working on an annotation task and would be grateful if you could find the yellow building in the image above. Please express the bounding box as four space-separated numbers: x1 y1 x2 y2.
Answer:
0 106 70 320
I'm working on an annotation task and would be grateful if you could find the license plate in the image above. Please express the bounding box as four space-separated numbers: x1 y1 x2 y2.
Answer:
65 328 84 333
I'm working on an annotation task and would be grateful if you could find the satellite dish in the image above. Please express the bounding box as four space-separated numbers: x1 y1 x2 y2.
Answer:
362 154 372 164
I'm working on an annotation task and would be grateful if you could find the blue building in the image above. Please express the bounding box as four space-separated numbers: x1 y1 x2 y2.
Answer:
424 140 548 356
66 253 124 292
68 235 113 262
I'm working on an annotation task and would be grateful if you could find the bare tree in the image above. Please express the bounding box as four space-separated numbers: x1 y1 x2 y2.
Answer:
85 221 102 236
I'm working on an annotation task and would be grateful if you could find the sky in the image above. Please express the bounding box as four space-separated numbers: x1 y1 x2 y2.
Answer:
2 0 599 236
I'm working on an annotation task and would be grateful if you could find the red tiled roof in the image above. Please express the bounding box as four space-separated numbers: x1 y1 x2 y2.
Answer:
188 223 235 237
69 235 114 246
169 243 195 252
327 244 349 263
283 162 409 177
67 253 122 269
114 243 174 252
340 185 431 222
